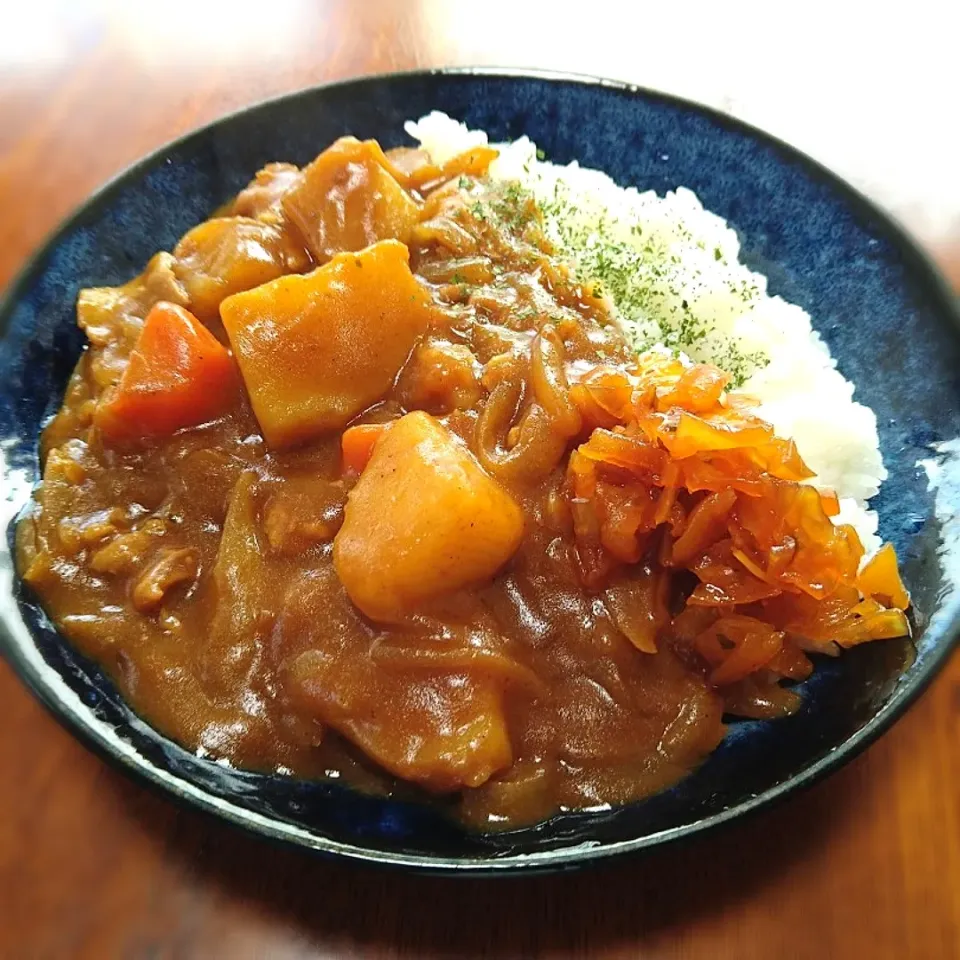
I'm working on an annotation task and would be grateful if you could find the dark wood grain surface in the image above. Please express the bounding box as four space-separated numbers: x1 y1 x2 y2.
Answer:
2 3 958 957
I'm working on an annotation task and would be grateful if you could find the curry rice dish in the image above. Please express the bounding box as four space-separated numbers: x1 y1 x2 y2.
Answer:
17 116 910 828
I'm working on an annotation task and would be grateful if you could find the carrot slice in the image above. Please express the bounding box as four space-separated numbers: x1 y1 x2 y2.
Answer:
95 301 238 444
341 422 391 475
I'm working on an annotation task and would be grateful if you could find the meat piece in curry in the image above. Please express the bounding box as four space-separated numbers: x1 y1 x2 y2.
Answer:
16 134 910 828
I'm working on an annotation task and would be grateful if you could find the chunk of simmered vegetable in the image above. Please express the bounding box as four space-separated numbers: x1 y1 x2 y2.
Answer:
200 472 268 697
287 648 512 791
340 422 391 475
274 569 512 790
281 137 420 262
94 302 239 445
173 217 311 320
77 252 189 391
220 240 437 449
334 412 524 621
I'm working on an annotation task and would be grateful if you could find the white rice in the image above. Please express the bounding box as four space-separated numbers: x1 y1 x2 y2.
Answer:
405 112 886 554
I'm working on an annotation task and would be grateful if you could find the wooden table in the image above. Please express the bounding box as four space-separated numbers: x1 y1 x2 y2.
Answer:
2 3 958 957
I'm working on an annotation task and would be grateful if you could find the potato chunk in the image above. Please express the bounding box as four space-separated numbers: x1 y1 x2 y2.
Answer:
173 216 311 320
334 412 524 621
220 240 437 449
282 137 420 262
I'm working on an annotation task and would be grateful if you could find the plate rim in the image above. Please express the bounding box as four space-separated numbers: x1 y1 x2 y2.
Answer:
2 66 959 875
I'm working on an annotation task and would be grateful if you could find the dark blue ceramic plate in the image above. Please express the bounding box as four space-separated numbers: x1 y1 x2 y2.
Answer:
1 69 959 874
